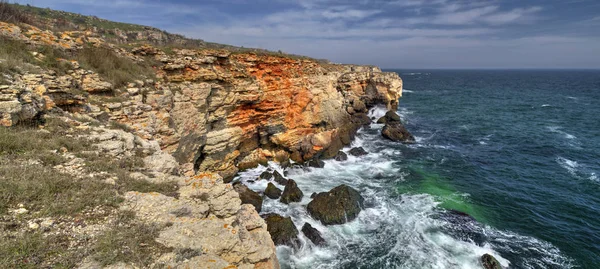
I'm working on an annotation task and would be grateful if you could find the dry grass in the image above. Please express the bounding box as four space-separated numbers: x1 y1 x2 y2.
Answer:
76 46 155 88
0 231 79 268
0 0 31 25
93 211 172 267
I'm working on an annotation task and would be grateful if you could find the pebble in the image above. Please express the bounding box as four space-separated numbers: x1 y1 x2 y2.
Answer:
28 221 40 230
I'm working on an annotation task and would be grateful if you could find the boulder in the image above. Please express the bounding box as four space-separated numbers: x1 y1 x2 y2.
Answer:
307 185 364 225
301 223 326 246
273 170 288 185
481 254 502 269
377 110 401 124
348 147 368 156
264 183 282 199
306 158 325 168
259 171 273 180
262 213 300 248
382 122 416 143
232 182 262 213
334 151 348 161
280 179 303 204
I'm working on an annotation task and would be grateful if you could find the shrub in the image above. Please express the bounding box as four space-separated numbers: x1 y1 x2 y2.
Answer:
0 1 31 24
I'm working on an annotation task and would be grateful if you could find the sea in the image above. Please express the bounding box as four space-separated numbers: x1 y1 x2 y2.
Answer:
234 70 600 269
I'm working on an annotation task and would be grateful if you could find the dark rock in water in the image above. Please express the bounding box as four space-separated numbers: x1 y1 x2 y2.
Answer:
262 213 300 248
382 122 416 143
439 210 486 246
377 110 402 124
307 184 364 225
348 147 368 156
334 151 348 161
301 223 326 246
273 170 288 185
264 183 282 199
310 192 318 198
481 253 502 269
233 182 263 212
280 179 304 204
259 171 273 180
306 158 325 168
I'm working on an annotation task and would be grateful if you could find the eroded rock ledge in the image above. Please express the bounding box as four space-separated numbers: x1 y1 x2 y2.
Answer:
124 51 403 181
0 19 402 268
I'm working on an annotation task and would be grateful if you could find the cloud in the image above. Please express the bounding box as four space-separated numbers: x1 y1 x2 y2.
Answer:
431 5 498 25
482 6 543 25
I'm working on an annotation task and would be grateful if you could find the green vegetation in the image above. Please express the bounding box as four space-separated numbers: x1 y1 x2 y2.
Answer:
0 117 178 267
0 0 31 25
0 231 80 268
93 211 171 267
0 37 75 76
76 46 156 88
7 2 146 32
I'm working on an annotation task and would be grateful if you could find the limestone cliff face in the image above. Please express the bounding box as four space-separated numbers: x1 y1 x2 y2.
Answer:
0 19 401 268
112 49 403 180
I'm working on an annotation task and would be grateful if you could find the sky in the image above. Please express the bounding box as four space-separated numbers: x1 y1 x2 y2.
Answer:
13 0 600 69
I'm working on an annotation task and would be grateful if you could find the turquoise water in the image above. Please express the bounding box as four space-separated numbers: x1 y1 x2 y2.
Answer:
236 70 600 268
395 70 600 268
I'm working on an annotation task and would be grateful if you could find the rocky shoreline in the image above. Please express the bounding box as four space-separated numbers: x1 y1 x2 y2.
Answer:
0 9 501 268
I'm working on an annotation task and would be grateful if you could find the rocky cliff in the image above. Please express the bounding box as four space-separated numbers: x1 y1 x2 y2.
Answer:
0 7 402 268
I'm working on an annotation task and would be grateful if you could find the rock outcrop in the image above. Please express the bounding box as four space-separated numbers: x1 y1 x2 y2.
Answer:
122 173 279 269
481 253 502 269
1 15 405 268
262 213 300 249
233 182 263 213
264 183 282 199
280 179 304 204
301 223 326 246
378 110 415 143
307 185 364 225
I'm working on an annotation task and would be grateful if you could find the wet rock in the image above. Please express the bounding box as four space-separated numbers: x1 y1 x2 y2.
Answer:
439 210 486 246
377 110 401 124
334 151 348 161
262 213 300 248
348 147 368 156
280 179 303 204
307 184 364 225
382 122 416 143
306 158 325 168
481 253 502 269
301 223 326 246
259 171 273 180
233 182 263 213
273 170 288 185
310 192 317 198
264 183 282 199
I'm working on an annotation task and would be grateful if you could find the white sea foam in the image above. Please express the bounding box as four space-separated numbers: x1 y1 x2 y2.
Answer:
233 107 573 268
547 126 578 146
556 156 579 176
541 104 551 107
403 89 415 93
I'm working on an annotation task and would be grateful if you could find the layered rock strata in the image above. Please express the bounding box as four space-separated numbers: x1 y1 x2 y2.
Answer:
1 19 404 268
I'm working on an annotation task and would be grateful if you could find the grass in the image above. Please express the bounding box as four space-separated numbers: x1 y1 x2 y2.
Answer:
0 118 179 267
93 211 172 267
79 151 179 197
0 162 121 217
0 1 31 25
0 36 73 75
0 231 79 268
76 46 156 88
0 35 156 89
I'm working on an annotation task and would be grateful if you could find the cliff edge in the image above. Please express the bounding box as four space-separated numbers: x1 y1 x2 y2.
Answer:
0 4 402 268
